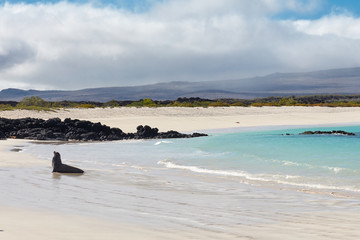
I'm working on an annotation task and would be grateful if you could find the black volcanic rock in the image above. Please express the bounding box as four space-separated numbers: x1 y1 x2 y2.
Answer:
0 118 207 141
190 132 208 138
0 131 5 140
136 125 159 138
299 130 355 136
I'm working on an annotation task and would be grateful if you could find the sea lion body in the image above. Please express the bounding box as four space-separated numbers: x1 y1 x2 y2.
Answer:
52 151 84 174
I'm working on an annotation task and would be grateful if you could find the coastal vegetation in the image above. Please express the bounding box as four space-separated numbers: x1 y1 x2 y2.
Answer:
1 95 360 111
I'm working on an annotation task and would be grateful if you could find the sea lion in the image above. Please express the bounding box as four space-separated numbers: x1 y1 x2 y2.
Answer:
52 151 84 174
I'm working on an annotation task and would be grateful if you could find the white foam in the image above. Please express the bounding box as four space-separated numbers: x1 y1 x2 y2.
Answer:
158 159 251 178
158 160 360 192
154 140 173 145
325 166 345 174
282 161 300 166
278 160 314 169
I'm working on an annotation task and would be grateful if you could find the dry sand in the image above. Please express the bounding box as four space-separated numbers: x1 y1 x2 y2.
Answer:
1 106 360 239
1 106 360 132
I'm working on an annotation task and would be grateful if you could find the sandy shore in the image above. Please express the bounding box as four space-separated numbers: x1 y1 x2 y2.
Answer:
2 205 360 240
1 106 360 132
1 205 248 240
2 106 360 239
0 139 240 240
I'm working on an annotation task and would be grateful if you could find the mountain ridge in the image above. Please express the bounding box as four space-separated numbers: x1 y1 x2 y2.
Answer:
1 67 360 102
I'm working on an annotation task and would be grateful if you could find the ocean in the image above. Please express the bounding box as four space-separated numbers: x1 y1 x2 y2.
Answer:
2 125 360 233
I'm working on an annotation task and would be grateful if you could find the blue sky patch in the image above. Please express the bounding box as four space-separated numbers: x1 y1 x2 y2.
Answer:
1 0 360 17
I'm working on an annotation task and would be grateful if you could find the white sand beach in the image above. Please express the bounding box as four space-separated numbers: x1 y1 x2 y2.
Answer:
2 106 360 240
1 106 360 132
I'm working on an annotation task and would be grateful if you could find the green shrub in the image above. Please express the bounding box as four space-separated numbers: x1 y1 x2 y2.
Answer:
51 102 64 108
0 104 14 111
230 102 248 107
103 100 120 108
208 101 230 107
17 96 50 108
126 98 157 107
76 104 96 108
15 96 52 110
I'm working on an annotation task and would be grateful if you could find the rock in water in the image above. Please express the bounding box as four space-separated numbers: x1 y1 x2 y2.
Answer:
52 151 84 174
299 130 355 136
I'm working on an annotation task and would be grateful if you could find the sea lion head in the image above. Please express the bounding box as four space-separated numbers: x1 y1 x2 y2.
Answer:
53 151 61 158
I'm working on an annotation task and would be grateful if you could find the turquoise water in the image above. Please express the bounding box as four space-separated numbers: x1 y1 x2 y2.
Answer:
24 125 360 194
3 125 360 231
157 126 360 193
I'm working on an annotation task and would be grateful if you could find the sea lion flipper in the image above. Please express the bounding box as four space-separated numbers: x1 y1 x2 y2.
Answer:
59 164 84 173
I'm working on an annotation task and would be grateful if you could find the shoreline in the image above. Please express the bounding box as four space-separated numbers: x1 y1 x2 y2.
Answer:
205 121 360 134
2 145 360 240
2 158 360 240
2 107 360 239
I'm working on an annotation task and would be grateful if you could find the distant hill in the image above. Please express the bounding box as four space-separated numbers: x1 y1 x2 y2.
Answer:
1 67 360 102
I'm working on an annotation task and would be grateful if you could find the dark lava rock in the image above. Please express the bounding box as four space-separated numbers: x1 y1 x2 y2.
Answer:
136 125 159 139
0 118 207 141
299 130 355 136
0 131 6 140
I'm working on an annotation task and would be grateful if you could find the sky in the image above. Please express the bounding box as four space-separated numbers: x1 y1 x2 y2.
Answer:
1 0 360 90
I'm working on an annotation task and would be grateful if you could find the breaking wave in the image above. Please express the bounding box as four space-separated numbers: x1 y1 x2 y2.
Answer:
157 160 360 192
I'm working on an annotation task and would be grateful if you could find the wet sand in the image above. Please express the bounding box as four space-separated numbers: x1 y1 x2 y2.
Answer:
2 205 360 240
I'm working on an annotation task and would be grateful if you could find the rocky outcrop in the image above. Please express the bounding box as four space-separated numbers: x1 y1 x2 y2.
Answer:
0 117 207 141
299 130 356 136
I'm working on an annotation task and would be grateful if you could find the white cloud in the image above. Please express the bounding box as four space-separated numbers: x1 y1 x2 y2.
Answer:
294 15 360 39
0 0 359 90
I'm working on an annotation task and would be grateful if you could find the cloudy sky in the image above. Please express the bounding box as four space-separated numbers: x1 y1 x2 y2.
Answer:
1 0 360 90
